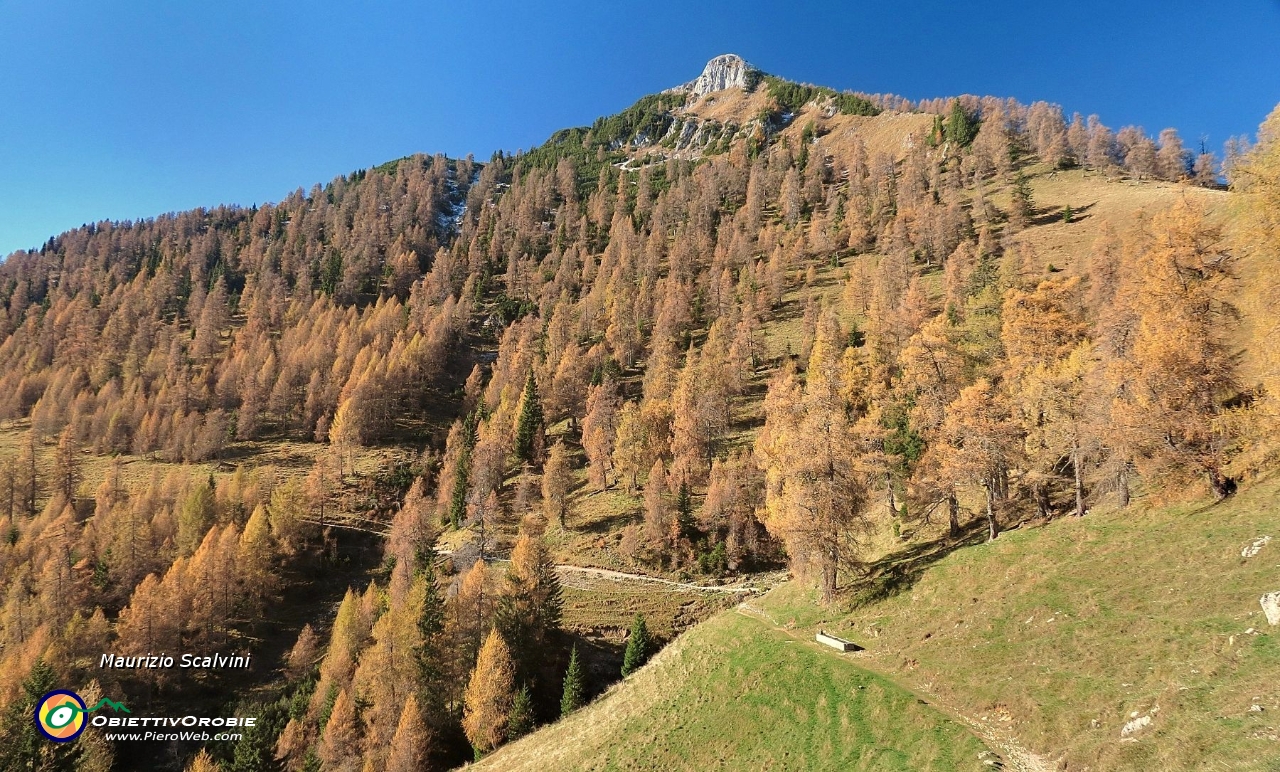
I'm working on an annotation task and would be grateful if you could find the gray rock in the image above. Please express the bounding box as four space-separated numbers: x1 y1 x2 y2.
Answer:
1261 592 1280 626
688 54 754 97
1120 714 1151 738
1242 536 1271 558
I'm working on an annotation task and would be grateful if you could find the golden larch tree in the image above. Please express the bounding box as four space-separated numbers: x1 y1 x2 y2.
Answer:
463 628 516 756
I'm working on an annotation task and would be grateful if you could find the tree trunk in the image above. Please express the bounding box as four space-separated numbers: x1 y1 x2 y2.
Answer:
1034 482 1051 519
1072 445 1085 517
984 482 998 542
1117 465 1131 508
1208 469 1237 500
885 473 896 520
948 493 960 538
823 543 838 604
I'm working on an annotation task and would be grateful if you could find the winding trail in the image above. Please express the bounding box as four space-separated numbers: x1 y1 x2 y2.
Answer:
734 602 1054 772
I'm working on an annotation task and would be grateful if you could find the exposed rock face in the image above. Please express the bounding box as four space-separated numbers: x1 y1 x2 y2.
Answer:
1262 591 1280 626
689 54 754 97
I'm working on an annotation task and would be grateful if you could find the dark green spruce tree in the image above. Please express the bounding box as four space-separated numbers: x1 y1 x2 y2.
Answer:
621 614 651 677
944 99 979 147
513 370 544 463
228 697 287 772
675 478 696 541
0 659 80 772
507 685 535 740
449 409 480 528
414 558 450 723
561 646 584 717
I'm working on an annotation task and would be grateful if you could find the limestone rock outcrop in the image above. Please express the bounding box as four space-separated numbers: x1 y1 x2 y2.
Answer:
688 54 756 97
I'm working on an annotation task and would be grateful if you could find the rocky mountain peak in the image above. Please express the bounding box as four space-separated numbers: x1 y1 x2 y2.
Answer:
687 54 756 97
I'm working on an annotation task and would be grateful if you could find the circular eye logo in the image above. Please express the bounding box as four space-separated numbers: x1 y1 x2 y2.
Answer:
34 690 87 742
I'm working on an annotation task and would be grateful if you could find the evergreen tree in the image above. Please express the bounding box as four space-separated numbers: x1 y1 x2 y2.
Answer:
513 370 545 463
413 560 450 724
621 613 651 677
507 685 534 740
945 100 978 147
561 645 584 717
496 534 564 685
227 697 286 772
1010 172 1034 229
448 412 479 528
0 659 79 772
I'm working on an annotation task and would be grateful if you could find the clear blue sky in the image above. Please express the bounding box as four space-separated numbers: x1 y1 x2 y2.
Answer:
2 0 1278 256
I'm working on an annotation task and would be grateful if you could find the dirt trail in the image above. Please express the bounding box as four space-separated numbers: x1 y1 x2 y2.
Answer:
552 564 787 593
734 602 1054 772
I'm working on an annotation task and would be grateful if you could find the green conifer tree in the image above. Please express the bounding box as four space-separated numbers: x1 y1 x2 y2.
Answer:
0 659 79 771
675 478 696 541
621 614 651 677
227 698 286 772
561 645 584 717
513 370 545 463
945 100 978 147
507 685 534 740
414 560 449 724
1010 172 1035 227
449 410 479 528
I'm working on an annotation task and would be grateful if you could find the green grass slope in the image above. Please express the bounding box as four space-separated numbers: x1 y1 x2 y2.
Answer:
474 610 992 771
759 479 1280 771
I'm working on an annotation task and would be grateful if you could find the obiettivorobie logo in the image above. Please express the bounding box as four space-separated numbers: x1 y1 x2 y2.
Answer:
34 690 131 743
35 688 256 743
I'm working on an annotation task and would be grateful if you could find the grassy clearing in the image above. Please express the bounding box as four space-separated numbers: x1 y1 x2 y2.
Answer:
1012 167 1227 274
474 609 991 772
560 574 734 641
0 419 404 497
758 477 1280 771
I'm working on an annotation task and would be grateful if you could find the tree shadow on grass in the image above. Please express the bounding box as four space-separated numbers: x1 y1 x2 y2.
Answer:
1030 201 1096 227
573 505 641 535
843 518 991 609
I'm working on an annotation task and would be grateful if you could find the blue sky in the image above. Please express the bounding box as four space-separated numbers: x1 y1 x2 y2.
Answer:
2 0 1278 256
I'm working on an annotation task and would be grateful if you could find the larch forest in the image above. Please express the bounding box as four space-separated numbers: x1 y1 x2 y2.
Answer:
2 54 1280 772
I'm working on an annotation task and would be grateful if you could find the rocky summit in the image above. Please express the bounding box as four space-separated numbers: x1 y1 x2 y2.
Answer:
687 53 755 96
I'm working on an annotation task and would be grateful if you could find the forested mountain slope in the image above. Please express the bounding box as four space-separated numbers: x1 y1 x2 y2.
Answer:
0 53 1277 771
